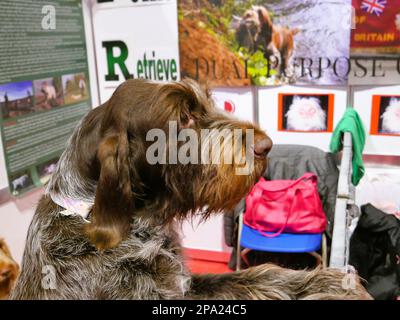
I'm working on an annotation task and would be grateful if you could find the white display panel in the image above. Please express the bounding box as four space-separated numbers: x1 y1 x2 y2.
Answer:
211 88 255 123
91 0 180 104
353 85 400 156
258 86 348 152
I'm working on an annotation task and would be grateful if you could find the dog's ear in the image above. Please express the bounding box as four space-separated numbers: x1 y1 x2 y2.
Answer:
159 79 210 129
257 6 272 29
254 6 273 47
293 96 300 103
84 132 133 250
0 239 12 258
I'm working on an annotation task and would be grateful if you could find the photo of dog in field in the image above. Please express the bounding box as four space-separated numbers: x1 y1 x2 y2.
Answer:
178 0 350 86
62 73 88 105
33 77 64 111
9 171 34 196
234 5 299 79
279 94 333 132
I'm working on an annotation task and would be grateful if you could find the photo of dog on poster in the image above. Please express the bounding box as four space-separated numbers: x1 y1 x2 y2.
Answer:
279 94 333 132
37 158 59 184
178 0 350 87
9 170 34 196
62 73 88 105
371 96 400 135
33 77 64 111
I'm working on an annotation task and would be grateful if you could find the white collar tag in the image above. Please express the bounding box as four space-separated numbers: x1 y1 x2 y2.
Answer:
50 193 92 223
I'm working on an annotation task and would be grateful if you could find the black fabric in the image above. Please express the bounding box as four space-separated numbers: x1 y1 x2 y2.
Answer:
224 144 339 270
349 203 400 300
223 198 245 247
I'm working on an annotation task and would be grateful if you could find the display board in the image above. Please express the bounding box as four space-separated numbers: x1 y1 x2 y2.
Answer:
353 85 400 155
178 0 352 87
0 0 92 195
258 86 348 152
91 0 180 103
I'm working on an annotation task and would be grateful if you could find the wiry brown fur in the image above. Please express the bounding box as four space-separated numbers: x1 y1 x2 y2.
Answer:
190 263 371 300
11 79 370 300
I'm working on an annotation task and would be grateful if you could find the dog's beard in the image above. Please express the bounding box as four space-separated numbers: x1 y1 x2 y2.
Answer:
285 97 327 131
192 125 267 213
381 98 400 134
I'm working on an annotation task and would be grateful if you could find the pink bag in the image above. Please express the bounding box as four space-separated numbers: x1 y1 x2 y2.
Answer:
243 173 327 237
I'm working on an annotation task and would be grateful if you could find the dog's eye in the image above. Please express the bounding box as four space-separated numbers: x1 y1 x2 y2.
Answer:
1 269 11 278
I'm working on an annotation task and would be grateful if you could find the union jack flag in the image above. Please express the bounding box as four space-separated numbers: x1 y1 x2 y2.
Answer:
361 0 387 16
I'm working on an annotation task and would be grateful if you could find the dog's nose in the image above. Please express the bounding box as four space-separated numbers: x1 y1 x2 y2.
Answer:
253 137 272 158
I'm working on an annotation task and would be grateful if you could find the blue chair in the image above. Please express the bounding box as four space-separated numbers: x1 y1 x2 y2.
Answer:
236 215 327 271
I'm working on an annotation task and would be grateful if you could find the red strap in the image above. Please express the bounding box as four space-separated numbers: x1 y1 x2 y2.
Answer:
256 172 317 193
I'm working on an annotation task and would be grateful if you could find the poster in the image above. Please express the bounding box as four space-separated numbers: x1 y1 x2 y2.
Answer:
370 94 400 136
258 86 348 152
277 93 335 133
211 88 254 122
178 0 352 87
0 0 92 195
353 86 400 155
349 0 400 85
92 0 180 103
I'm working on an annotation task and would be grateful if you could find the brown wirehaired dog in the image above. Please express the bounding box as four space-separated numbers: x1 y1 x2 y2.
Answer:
11 79 369 299
235 5 299 75
0 239 19 299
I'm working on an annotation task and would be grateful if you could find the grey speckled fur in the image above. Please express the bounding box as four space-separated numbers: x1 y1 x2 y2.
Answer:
11 196 190 299
11 195 372 300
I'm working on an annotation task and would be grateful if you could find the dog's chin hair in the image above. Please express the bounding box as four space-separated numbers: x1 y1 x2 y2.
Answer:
381 99 400 133
286 97 327 131
45 115 96 203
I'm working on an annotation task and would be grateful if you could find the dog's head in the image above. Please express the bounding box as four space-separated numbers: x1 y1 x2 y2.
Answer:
381 97 400 133
286 96 327 131
49 79 272 250
235 6 273 51
0 239 19 299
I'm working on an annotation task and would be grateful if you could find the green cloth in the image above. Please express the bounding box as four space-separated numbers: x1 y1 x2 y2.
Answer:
330 108 366 186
